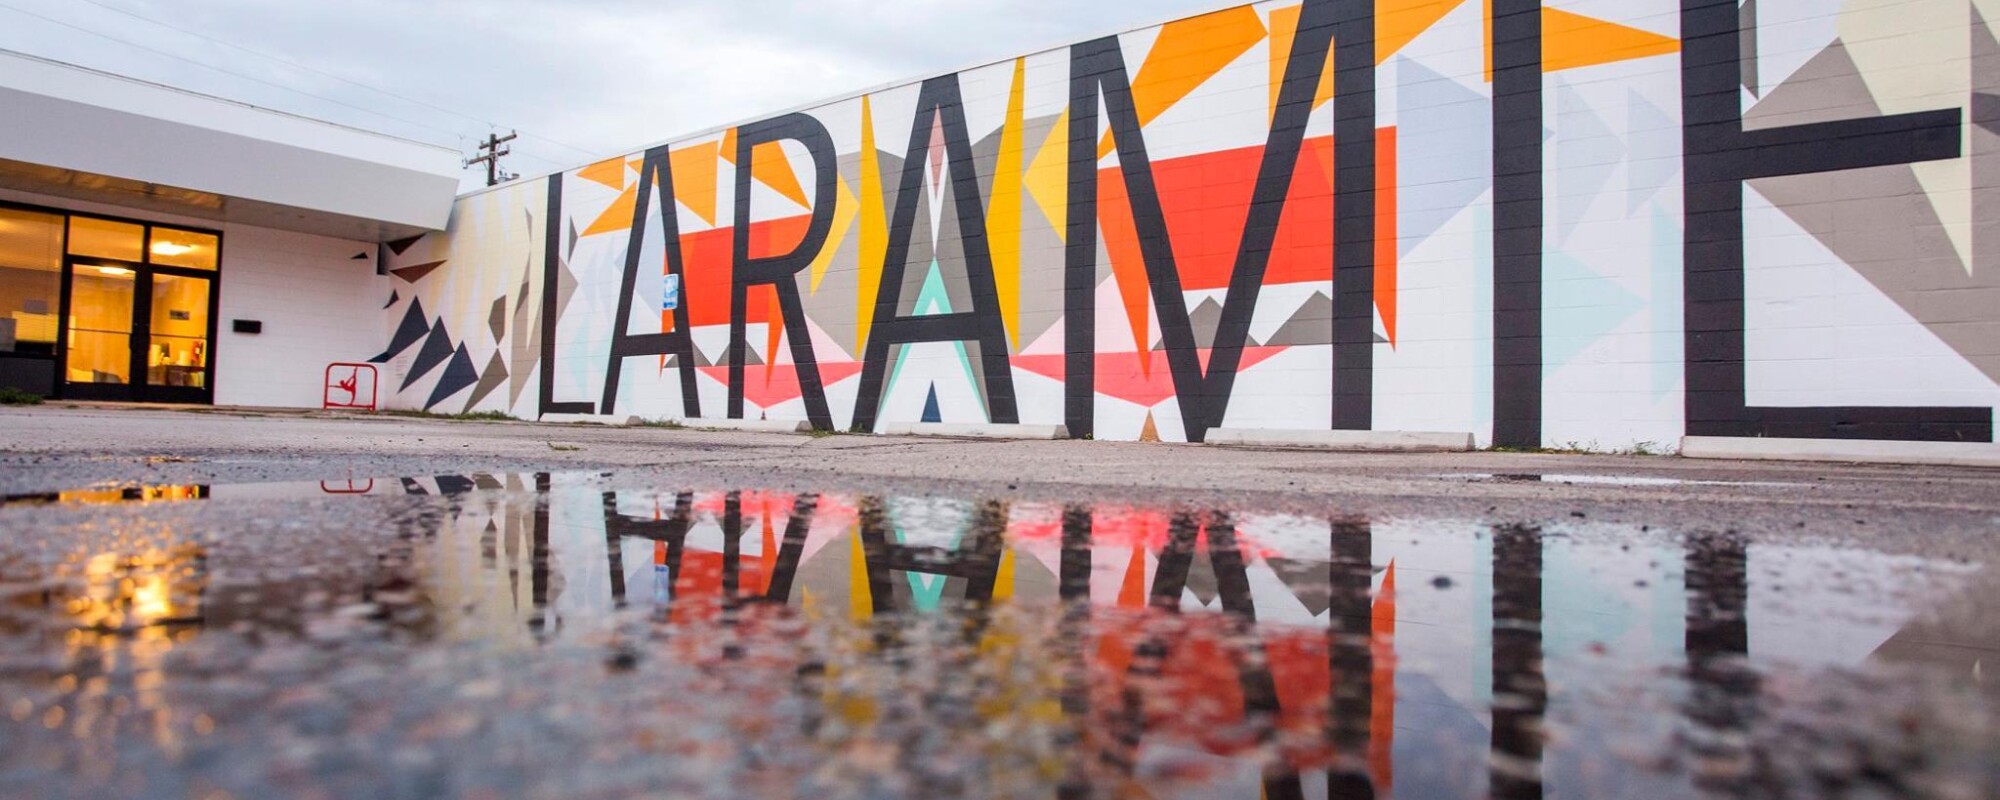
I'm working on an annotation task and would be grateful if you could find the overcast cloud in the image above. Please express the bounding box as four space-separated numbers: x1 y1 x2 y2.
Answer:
0 0 1226 190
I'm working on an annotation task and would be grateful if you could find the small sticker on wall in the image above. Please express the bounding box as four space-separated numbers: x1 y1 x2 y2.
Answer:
169 309 191 321
662 274 680 312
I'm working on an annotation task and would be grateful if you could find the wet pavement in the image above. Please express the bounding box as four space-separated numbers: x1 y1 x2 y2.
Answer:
1 471 1995 799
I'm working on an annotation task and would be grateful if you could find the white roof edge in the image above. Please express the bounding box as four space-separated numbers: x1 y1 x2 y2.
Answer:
0 50 462 177
457 0 1255 200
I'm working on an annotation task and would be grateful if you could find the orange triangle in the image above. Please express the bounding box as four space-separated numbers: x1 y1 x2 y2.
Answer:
1139 412 1161 442
670 142 720 227
1101 6 1267 159
1379 0 1467 63
579 183 638 237
1541 8 1680 72
577 156 627 191
720 127 812 209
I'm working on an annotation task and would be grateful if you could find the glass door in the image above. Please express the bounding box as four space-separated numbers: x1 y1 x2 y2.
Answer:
58 216 219 404
62 260 139 394
142 272 213 402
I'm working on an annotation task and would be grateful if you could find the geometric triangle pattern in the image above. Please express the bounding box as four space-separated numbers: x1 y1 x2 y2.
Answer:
364 0 2000 450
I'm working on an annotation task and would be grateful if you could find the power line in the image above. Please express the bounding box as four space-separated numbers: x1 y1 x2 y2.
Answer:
67 0 604 161
0 1 576 171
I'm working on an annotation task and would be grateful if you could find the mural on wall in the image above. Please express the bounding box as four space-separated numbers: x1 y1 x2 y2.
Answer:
374 0 2000 449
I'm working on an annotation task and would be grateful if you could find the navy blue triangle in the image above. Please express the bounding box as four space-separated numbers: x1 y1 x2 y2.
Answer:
401 323 455 391
921 384 942 423
383 290 400 310
424 344 480 409
371 298 428 363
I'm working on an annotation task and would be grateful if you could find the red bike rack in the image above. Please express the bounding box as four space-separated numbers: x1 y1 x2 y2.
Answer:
324 363 379 411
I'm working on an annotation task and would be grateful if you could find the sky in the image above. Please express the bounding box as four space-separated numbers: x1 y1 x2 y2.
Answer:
0 0 1227 191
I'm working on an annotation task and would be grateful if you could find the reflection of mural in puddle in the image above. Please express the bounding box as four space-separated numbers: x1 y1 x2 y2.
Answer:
1 484 210 507
0 472 1992 798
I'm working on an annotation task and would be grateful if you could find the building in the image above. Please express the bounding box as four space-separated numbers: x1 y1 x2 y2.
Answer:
6 0 1999 452
0 50 459 407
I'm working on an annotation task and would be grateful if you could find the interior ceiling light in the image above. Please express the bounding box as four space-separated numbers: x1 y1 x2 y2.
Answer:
95 265 133 276
150 241 194 256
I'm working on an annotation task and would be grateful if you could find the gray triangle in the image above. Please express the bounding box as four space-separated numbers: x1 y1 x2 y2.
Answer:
566 219 579 260
1626 90 1680 214
1744 40 1880 131
464 350 510 412
1260 292 1334 347
1266 557 1332 617
1183 548 1219 606
488 297 507 343
1555 78 1623 245
1740 0 1760 98
1153 296 1224 351
555 257 580 319
1976 93 2000 138
1394 55 1491 258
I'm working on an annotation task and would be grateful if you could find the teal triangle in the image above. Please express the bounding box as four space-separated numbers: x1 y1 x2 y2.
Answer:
905 572 947 612
914 260 953 316
1541 250 1644 374
921 384 942 423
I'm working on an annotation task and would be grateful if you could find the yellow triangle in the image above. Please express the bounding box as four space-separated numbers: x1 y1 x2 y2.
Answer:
1101 5 1267 159
578 183 637 237
1022 109 1069 244
988 58 1028 350
577 156 626 191
848 526 872 621
993 548 1016 603
1541 7 1680 72
1139 411 1161 443
669 141 720 227
808 177 858 294
857 95 889 354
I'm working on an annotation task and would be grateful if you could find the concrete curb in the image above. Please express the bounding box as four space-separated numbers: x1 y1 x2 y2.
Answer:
1679 436 2000 468
1204 428 1476 452
539 413 641 427
684 418 815 434
882 422 1070 440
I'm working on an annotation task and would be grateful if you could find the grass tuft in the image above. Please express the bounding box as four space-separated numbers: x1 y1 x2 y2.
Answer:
0 387 44 406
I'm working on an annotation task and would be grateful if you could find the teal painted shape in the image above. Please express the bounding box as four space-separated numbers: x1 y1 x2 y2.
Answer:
882 261 987 423
1541 250 1644 374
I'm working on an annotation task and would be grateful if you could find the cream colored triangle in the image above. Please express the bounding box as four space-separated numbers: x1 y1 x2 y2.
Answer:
1840 0 1973 273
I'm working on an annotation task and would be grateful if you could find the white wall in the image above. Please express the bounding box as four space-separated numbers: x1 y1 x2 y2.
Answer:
212 224 385 408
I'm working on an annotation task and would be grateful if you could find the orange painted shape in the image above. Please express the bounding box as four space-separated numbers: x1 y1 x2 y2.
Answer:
1266 4 1336 122
579 184 638 237
1097 168 1155 369
1101 5 1268 159
1117 547 1148 608
671 141 721 227
1375 127 1399 347
577 156 627 190
1378 0 1466 63
1541 7 1680 72
763 284 784 385
1371 559 1397 793
720 127 813 209
676 214 813 328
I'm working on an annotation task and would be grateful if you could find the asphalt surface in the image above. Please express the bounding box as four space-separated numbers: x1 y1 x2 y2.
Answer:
1 404 1996 798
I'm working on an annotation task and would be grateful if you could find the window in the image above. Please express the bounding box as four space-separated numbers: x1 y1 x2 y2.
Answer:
0 208 64 355
149 227 218 271
67 216 145 262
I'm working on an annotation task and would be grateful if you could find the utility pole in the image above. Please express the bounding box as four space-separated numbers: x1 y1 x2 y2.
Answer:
465 131 519 187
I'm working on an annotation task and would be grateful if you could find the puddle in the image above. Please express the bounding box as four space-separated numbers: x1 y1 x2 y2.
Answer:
0 472 1995 799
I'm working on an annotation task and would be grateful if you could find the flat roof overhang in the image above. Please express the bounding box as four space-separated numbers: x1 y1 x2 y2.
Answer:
0 53 461 243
